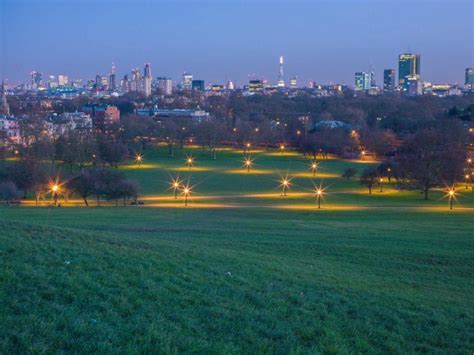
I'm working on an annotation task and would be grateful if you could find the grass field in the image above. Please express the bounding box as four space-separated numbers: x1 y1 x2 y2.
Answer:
1 147 474 353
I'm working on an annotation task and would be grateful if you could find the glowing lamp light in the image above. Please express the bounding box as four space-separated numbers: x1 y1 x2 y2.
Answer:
314 185 325 209
135 154 143 167
185 155 194 170
279 176 291 197
446 188 456 210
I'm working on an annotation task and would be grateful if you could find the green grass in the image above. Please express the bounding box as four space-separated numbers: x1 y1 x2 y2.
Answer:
1 147 474 353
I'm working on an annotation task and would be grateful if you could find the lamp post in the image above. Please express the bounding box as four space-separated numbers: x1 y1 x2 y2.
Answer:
465 174 470 189
280 178 290 197
280 144 285 155
310 161 318 177
171 177 181 199
379 177 383 192
51 184 59 206
183 187 190 207
185 155 194 170
316 188 323 209
136 154 143 167
448 189 455 210
243 157 253 172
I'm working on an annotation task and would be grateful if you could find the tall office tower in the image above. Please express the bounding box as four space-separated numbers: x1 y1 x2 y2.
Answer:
290 76 297 89
369 70 376 88
383 69 396 92
30 71 43 88
48 76 58 89
130 68 142 92
109 63 116 92
157 77 173 95
121 74 129 92
398 53 420 91
277 56 285 87
465 68 474 89
1 81 10 116
408 77 422 96
143 63 152 97
58 74 69 86
182 72 193 90
355 72 371 91
192 80 205 91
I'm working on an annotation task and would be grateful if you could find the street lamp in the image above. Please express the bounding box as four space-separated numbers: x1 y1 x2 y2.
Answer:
446 188 456 210
135 154 143 167
379 177 383 192
279 144 285 154
243 157 253 172
170 177 182 199
315 188 323 209
465 174 470 189
280 176 291 196
50 183 60 206
181 184 192 207
185 155 194 170
310 161 318 177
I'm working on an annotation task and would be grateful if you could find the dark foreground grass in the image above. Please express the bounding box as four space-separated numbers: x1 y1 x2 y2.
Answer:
1 207 473 353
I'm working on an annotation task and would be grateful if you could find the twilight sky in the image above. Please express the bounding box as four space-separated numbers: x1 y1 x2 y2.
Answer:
0 0 473 87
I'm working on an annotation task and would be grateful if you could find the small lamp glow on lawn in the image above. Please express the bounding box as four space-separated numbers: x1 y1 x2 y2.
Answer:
170 177 182 199
379 177 384 192
185 155 194 170
135 154 143 167
243 157 253 172
465 174 470 189
279 144 285 154
315 188 323 209
310 161 319 177
279 176 291 197
49 183 60 206
447 188 456 210
181 184 192 207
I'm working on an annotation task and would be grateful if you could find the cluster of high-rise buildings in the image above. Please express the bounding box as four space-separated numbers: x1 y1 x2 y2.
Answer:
6 52 474 99
356 53 473 97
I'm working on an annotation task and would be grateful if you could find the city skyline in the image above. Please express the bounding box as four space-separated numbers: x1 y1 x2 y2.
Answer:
1 0 472 85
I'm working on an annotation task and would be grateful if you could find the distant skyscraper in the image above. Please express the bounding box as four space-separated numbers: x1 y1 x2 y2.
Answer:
369 70 376 88
58 74 69 86
399 53 420 91
290 76 297 89
30 71 43 88
182 72 193 90
465 68 474 88
130 68 142 92
407 77 422 96
109 63 116 92
192 80 205 91
143 63 152 97
1 81 10 116
277 56 285 87
121 74 129 92
48 75 58 89
383 69 396 92
157 77 173 95
355 72 370 91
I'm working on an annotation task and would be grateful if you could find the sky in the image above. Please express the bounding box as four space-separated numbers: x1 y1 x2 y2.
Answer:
0 0 473 87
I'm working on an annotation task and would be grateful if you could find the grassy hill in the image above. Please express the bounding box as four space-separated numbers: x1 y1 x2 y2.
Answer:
1 147 473 352
1 207 473 353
